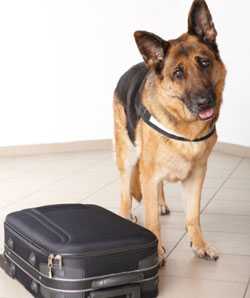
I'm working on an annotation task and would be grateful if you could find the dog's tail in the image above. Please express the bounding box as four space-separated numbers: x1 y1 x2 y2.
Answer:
131 161 142 202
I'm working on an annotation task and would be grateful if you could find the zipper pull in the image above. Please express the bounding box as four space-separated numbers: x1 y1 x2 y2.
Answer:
54 255 63 270
48 254 54 278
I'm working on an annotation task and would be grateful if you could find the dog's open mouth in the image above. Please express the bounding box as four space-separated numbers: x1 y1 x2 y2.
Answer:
198 107 215 121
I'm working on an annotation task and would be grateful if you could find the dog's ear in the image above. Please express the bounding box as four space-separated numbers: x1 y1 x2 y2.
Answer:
188 0 217 44
134 31 169 74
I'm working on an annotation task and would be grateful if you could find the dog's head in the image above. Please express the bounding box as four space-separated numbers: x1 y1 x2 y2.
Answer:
134 0 226 122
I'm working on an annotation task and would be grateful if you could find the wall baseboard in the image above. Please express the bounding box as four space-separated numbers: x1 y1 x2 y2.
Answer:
214 142 250 158
0 139 113 157
0 139 249 158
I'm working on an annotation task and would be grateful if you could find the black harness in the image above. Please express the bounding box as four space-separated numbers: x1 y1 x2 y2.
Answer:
138 104 216 143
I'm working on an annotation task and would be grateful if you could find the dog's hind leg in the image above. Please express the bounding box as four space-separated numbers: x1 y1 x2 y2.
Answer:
140 168 166 265
131 161 142 202
159 182 170 215
113 98 138 222
119 166 137 223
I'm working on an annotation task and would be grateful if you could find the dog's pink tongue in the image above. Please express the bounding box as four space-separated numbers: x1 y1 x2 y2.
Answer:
199 108 214 120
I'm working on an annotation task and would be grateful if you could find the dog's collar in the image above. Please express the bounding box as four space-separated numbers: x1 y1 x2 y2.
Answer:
138 104 216 142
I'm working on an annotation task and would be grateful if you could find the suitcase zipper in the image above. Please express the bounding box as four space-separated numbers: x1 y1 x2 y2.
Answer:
48 254 62 278
4 248 159 293
47 242 157 278
48 254 54 278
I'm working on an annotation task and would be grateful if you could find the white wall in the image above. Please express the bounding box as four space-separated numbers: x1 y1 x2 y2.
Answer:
0 0 249 147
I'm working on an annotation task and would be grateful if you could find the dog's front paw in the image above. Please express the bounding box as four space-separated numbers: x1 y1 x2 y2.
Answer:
191 241 219 261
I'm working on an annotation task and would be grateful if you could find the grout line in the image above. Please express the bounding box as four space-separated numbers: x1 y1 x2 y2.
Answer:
168 251 250 258
166 232 186 257
161 210 250 218
218 253 250 257
77 178 119 203
201 158 245 214
0 151 112 182
243 278 250 298
0 156 117 211
163 273 248 285
203 212 250 217
0 175 67 209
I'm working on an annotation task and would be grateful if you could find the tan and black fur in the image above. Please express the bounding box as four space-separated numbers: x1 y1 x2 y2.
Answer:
113 0 226 262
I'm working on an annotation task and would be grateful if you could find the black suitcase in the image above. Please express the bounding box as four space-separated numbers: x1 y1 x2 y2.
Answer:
0 204 159 298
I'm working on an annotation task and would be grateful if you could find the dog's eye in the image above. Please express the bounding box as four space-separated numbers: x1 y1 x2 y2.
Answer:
173 67 184 80
197 57 210 68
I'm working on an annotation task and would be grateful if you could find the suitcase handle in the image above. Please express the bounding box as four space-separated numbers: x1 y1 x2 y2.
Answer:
92 272 144 290
90 285 140 298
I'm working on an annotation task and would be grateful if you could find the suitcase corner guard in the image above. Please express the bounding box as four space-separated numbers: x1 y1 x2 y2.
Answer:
0 253 13 276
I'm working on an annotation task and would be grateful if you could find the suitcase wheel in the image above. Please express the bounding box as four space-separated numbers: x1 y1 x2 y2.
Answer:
8 262 16 278
31 280 39 295
28 252 37 266
7 238 14 250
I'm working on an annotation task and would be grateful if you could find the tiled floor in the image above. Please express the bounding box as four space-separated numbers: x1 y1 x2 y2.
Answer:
0 150 249 298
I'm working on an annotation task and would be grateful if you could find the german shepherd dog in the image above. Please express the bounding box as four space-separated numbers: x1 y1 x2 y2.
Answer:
113 0 226 263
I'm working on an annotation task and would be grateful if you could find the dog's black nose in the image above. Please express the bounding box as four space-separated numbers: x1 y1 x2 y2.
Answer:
196 94 215 109
197 97 210 105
